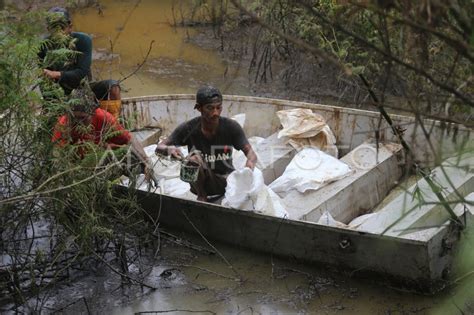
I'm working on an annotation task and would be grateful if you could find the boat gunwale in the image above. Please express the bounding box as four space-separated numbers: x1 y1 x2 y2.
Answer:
123 94 472 132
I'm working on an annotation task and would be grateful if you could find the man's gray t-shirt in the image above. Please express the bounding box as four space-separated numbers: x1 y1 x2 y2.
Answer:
167 117 249 175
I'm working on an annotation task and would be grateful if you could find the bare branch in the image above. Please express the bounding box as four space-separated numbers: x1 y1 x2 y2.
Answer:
296 0 474 108
229 0 351 75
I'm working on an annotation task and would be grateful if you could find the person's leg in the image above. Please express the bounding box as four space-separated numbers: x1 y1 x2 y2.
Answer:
188 154 208 201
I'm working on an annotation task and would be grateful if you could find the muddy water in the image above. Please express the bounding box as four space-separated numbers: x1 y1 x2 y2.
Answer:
111 237 438 315
67 2 473 314
106 229 473 315
73 0 249 97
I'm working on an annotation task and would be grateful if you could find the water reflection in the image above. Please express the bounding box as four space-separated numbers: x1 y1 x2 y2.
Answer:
73 0 248 97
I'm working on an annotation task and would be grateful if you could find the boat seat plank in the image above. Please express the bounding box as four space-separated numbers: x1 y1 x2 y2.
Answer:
282 142 402 222
133 128 162 147
356 154 474 236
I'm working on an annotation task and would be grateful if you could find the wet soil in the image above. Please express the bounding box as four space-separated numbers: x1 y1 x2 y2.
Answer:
24 227 471 315
4 1 473 314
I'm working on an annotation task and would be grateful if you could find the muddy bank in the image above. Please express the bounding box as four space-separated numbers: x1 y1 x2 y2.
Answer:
3 216 472 314
188 27 370 108
5 224 472 314
21 229 454 314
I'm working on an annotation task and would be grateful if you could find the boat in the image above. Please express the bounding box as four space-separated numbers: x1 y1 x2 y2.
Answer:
118 94 473 292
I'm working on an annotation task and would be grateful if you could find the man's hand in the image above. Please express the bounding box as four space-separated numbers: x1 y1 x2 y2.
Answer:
167 146 184 160
43 69 61 80
155 144 183 160
245 159 256 170
243 144 257 170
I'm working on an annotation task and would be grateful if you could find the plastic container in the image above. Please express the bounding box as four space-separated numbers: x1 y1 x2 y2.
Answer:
180 161 199 183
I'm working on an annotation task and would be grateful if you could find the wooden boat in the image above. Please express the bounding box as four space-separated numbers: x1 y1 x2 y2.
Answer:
118 94 473 292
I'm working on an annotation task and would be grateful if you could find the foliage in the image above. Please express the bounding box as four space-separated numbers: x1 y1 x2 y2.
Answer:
226 0 472 123
0 10 155 312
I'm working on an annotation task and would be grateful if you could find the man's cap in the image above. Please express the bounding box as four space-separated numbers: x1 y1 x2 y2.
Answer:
47 7 71 29
195 85 222 107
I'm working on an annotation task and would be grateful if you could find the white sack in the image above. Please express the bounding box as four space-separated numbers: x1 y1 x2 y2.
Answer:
147 145 188 179
233 136 265 170
158 177 195 200
269 147 352 194
124 144 195 199
348 213 377 229
231 113 246 128
277 108 338 157
222 168 288 218
317 211 348 228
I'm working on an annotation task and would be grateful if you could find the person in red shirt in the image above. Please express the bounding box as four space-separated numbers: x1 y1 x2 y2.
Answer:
52 106 131 148
52 88 153 180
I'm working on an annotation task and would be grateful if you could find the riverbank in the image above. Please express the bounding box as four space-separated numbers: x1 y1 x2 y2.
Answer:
2 1 472 314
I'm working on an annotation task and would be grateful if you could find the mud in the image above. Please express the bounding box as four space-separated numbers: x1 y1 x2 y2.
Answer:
3 0 472 314
21 228 466 314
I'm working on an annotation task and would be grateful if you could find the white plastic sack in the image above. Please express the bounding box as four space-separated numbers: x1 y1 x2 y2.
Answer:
269 147 352 194
146 144 188 179
348 213 376 229
277 108 338 157
123 144 195 199
222 168 288 218
231 113 246 128
232 136 265 170
317 211 348 228
158 177 195 200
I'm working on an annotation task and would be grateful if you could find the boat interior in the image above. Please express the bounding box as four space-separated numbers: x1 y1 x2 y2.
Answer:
124 95 473 240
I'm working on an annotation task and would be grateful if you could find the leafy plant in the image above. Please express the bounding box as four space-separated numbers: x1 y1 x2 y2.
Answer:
0 9 156 312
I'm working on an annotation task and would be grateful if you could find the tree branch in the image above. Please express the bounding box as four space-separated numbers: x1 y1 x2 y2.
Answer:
297 0 474 108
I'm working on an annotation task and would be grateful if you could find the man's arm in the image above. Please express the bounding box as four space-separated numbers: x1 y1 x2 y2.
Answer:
101 111 156 184
155 138 184 160
230 119 257 169
44 33 92 89
129 136 158 184
59 33 92 89
129 136 149 163
155 123 188 160
242 143 257 169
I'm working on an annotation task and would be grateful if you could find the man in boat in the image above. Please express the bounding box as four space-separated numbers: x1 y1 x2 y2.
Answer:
52 87 153 179
155 85 257 202
38 7 122 118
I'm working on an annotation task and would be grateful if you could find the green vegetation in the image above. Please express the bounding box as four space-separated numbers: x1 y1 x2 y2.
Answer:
0 10 155 312
223 0 473 121
1 0 472 312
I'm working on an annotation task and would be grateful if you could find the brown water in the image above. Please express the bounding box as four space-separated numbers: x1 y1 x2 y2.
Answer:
105 229 472 315
73 0 250 97
68 2 473 314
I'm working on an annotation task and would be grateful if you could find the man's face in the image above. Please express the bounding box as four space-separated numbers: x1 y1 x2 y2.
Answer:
199 100 222 123
47 12 72 35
